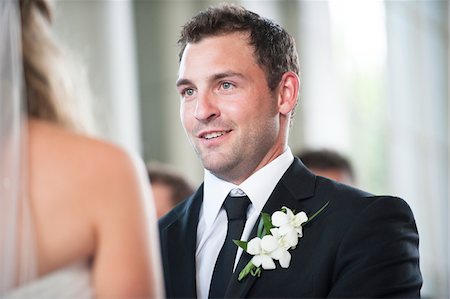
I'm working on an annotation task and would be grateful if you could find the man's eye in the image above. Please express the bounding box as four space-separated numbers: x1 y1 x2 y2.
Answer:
222 82 233 89
184 88 194 96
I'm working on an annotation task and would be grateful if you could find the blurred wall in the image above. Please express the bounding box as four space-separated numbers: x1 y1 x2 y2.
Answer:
134 0 205 183
385 1 449 296
54 0 142 153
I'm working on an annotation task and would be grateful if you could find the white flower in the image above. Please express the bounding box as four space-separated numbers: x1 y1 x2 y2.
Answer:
245 208 307 272
270 227 298 249
271 206 308 238
271 247 291 268
247 235 278 270
235 202 329 281
268 228 294 268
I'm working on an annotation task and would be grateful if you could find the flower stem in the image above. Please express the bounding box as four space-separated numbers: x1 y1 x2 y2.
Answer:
238 261 256 281
303 201 330 225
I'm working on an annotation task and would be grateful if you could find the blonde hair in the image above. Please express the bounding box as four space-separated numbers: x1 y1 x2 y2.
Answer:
20 0 94 133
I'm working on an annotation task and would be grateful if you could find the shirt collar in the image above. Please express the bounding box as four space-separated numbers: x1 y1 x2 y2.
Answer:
203 148 294 228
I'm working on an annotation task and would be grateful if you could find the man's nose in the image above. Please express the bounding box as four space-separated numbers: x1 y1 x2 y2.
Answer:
194 92 220 121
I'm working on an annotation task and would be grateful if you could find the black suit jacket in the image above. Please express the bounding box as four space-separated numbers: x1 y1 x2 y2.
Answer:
159 158 422 298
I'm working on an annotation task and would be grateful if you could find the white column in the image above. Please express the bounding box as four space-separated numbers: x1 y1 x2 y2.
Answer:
54 0 141 153
297 1 349 151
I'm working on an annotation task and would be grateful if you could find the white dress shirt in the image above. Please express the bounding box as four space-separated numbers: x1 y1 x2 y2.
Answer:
195 148 294 299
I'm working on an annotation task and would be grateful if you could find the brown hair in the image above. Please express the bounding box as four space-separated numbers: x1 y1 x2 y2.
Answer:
296 149 355 181
20 0 92 131
178 3 299 91
147 162 194 206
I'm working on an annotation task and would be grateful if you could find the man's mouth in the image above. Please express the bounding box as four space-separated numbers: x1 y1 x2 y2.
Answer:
200 130 230 140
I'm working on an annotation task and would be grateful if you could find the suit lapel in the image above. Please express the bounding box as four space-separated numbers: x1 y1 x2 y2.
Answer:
161 186 203 298
225 158 317 298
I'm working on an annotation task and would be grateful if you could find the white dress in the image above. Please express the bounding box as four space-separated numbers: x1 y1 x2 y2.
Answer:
2 262 93 299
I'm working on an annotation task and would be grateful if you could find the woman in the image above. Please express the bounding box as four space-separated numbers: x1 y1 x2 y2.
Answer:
0 0 163 297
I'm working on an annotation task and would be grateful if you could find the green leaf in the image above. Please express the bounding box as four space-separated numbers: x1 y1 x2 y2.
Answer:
257 217 264 237
303 201 330 226
233 239 248 251
238 261 256 281
261 212 273 235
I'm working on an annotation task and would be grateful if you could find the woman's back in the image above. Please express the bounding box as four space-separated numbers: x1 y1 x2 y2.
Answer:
0 0 162 295
26 119 162 298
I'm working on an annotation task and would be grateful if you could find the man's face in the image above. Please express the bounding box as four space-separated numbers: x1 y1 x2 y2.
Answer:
177 32 288 184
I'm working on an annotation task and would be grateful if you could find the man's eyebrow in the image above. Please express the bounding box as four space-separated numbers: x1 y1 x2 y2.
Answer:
211 71 244 81
176 72 244 88
176 78 192 87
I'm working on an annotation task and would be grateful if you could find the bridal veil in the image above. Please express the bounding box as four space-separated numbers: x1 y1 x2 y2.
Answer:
0 0 37 294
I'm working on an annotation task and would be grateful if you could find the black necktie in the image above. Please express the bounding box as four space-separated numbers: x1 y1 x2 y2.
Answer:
209 194 251 298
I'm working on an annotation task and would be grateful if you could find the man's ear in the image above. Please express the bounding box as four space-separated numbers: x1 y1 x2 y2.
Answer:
277 71 299 115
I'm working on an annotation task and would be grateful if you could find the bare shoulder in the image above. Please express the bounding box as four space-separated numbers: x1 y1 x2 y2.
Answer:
28 120 147 225
28 119 144 194
28 118 151 249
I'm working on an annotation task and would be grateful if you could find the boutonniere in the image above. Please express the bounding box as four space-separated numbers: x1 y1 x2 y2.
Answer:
234 201 330 281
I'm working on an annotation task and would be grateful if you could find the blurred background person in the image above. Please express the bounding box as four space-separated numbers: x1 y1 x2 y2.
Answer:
296 149 355 185
0 0 163 297
147 161 194 218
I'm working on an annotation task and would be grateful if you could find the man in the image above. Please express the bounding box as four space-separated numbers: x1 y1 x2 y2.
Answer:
296 149 355 185
147 161 194 218
159 4 422 298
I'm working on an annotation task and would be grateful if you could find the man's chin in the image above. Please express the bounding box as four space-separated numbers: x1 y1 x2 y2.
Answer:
202 161 224 174
202 160 229 177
